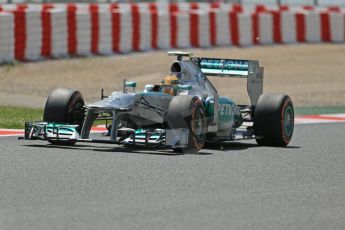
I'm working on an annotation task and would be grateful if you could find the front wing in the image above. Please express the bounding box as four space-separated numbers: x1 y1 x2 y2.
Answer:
24 121 189 149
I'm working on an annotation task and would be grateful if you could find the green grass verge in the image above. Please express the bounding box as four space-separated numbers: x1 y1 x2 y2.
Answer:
1 105 345 129
0 106 106 129
0 106 43 129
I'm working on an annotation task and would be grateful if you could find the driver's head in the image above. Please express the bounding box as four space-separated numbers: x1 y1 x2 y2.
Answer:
162 75 180 85
161 75 180 96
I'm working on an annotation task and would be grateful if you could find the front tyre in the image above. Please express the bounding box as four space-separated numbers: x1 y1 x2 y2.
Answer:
165 95 207 153
43 88 85 145
253 94 294 146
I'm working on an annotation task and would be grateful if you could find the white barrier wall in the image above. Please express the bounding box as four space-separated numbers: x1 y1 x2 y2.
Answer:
113 9 132 53
175 12 190 48
138 10 151 51
25 9 41 61
197 11 211 47
98 10 112 55
0 12 14 63
76 11 91 56
281 11 297 43
50 9 67 58
259 13 273 44
238 14 253 46
156 12 170 49
0 3 344 64
330 12 345 42
215 10 231 46
306 11 321 42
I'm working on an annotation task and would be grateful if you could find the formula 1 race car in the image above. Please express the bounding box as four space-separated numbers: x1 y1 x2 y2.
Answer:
24 51 294 153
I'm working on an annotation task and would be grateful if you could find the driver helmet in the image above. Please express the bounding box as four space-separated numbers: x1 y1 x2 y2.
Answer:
144 84 154 92
161 75 180 96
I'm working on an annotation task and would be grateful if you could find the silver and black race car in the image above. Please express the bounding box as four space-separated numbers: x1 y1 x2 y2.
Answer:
24 51 294 153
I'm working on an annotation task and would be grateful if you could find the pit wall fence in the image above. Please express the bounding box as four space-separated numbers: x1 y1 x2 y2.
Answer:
0 2 344 63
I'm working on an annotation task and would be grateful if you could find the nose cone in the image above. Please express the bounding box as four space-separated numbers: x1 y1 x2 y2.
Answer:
86 92 138 111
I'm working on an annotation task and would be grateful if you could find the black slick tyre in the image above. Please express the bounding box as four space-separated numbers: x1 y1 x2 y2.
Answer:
165 95 207 153
253 93 294 147
43 88 85 145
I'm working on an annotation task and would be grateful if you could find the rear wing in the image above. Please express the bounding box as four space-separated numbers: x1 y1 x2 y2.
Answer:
192 57 264 106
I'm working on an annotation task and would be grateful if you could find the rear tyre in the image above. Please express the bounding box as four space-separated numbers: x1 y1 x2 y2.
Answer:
253 94 294 147
165 95 206 153
43 88 85 145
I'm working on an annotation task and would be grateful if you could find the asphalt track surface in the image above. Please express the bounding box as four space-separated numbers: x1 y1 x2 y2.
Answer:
1 123 345 230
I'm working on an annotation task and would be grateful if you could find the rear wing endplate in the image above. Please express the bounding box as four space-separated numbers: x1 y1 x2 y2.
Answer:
192 57 264 106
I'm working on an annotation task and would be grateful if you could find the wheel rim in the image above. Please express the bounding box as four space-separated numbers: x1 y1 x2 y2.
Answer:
193 107 205 142
283 106 294 137
73 101 85 124
68 98 84 124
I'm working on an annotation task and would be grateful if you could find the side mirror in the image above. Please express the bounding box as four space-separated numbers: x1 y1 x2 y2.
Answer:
125 81 137 88
123 80 136 93
177 85 192 91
